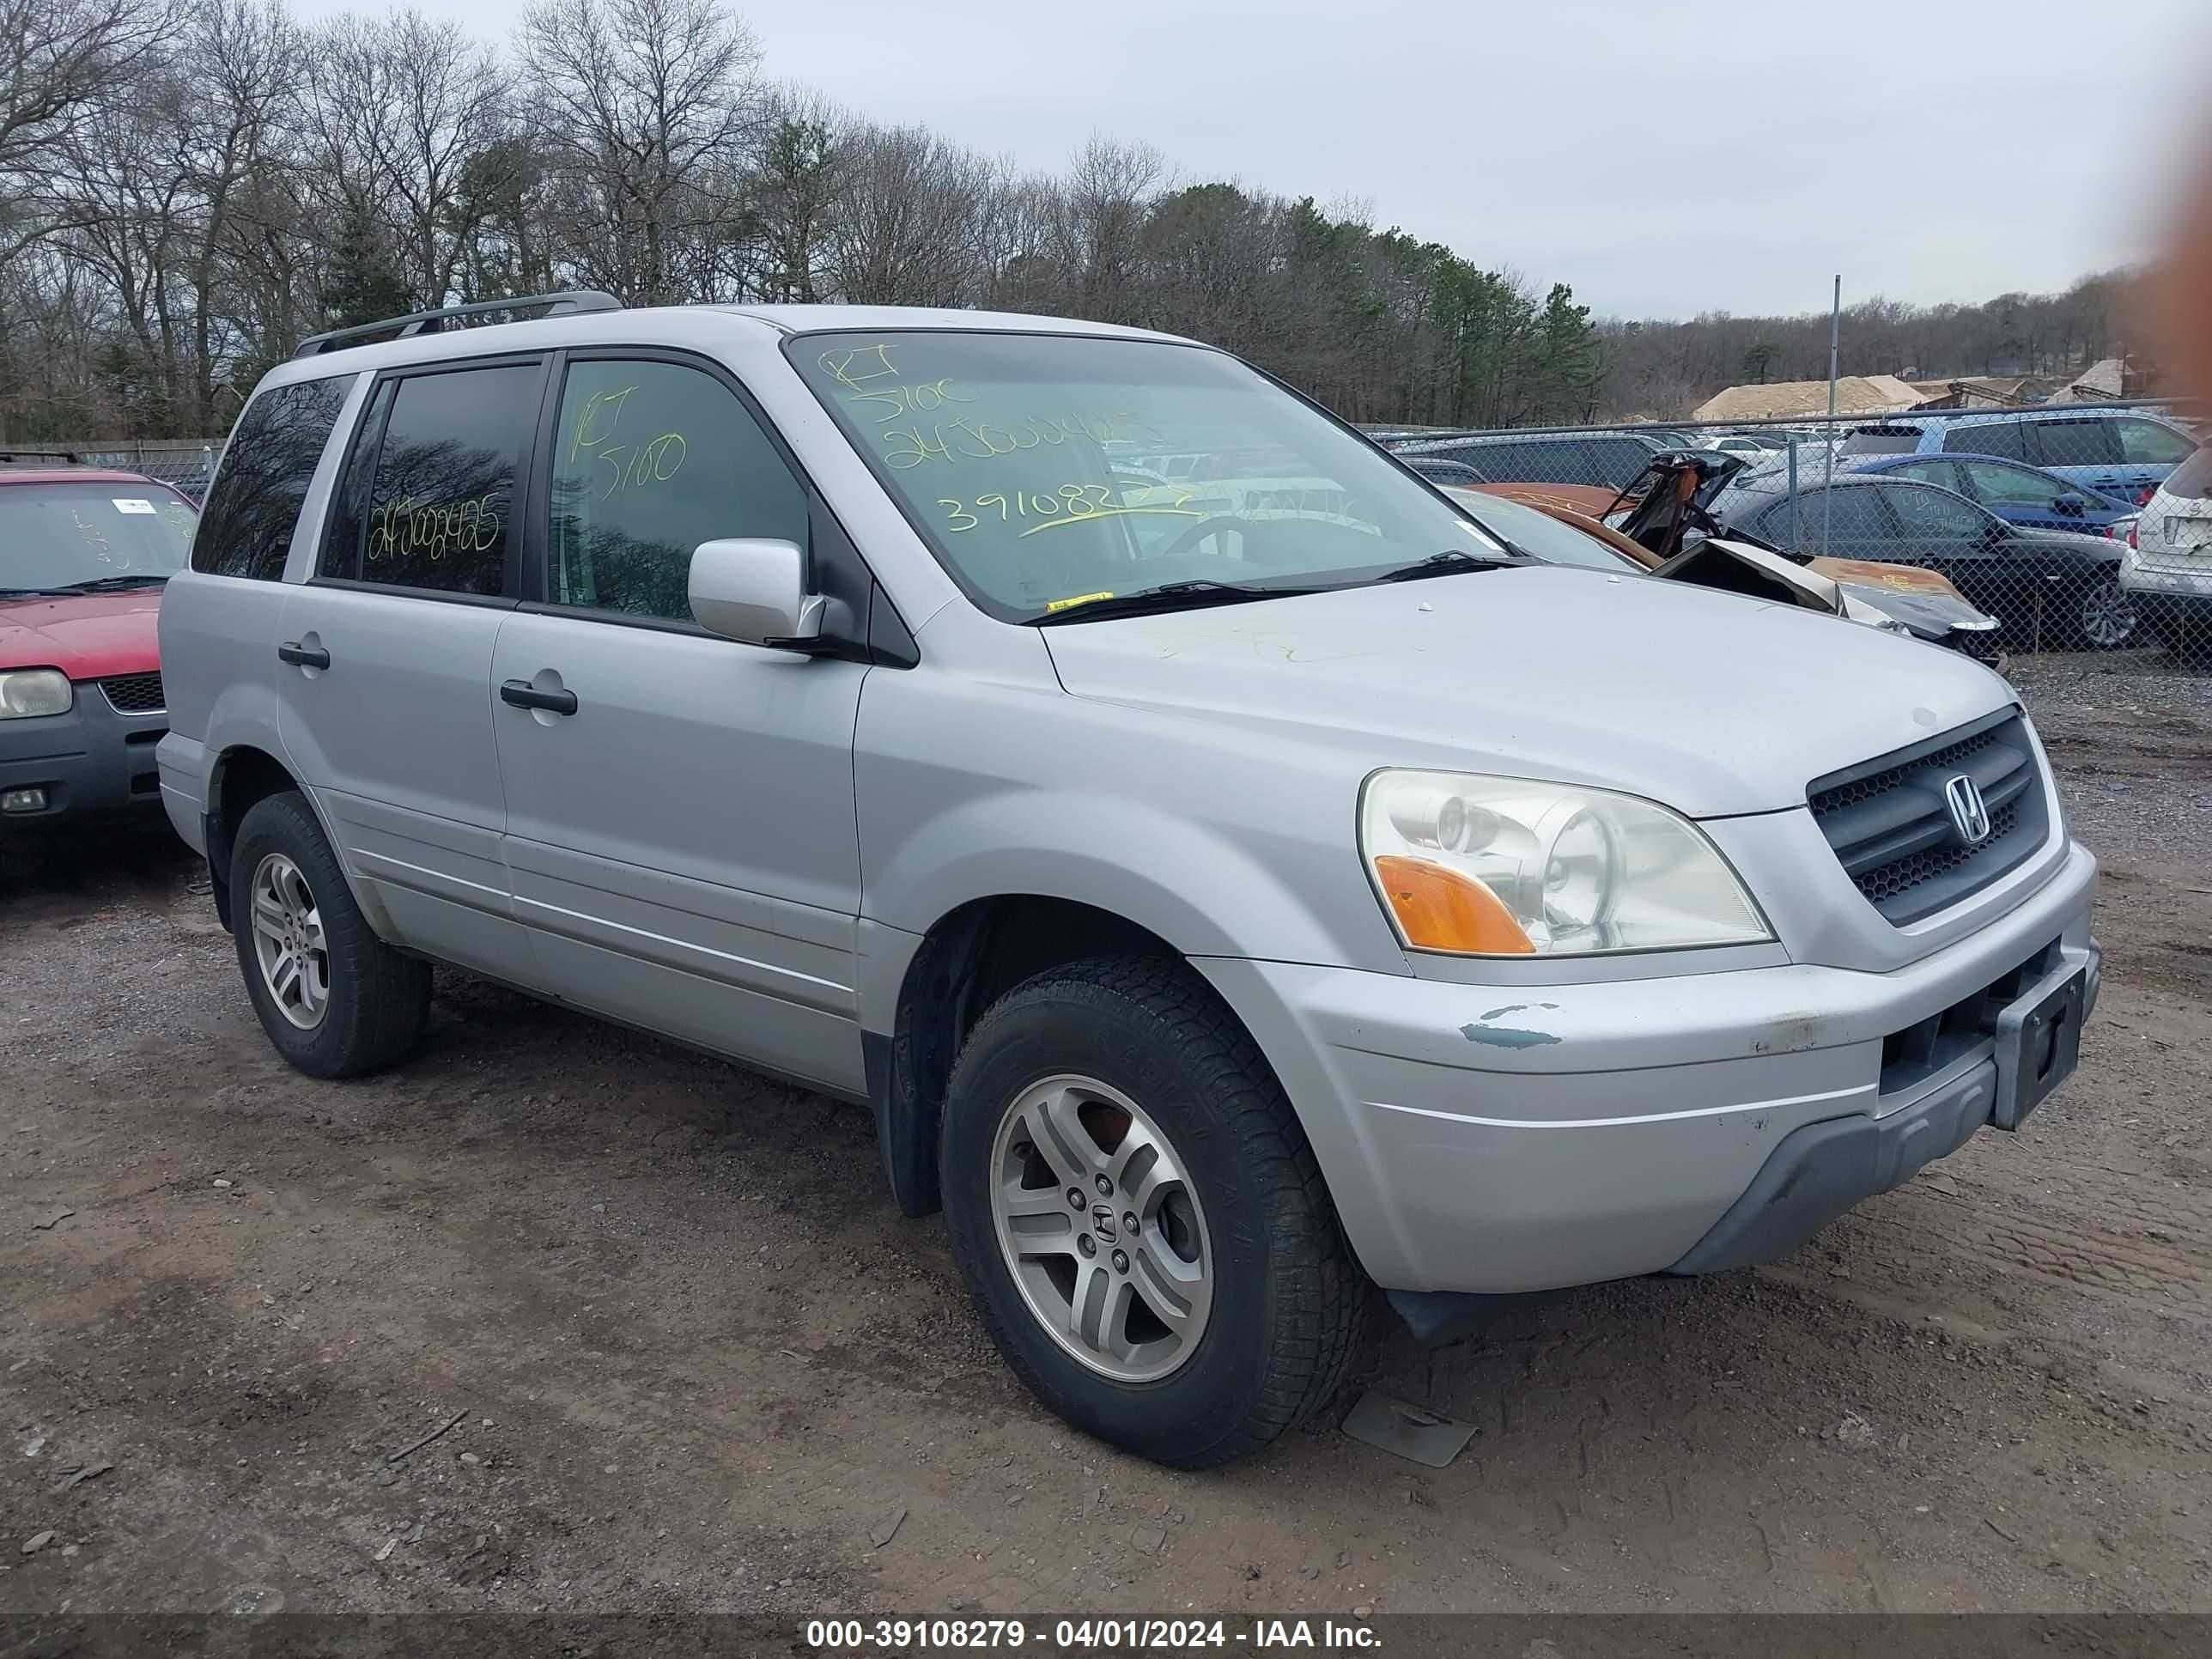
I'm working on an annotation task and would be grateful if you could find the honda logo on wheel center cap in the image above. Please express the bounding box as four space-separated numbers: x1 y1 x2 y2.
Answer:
1091 1206 1119 1241
1943 773 1992 845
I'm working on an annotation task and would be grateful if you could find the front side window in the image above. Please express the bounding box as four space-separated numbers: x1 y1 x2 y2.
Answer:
789 330 1501 620
346 362 539 595
1885 483 1988 538
2 483 196 596
1889 459 1960 490
1942 422 2026 461
2118 418 2194 465
1961 461 2063 507
547 358 806 621
2026 418 2120 469
191 376 349 580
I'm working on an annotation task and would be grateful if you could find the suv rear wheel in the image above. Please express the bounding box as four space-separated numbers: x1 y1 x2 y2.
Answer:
228 791 429 1078
939 956 1362 1468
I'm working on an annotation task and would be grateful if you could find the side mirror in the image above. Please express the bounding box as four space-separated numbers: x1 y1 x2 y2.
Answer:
689 538 823 648
2053 493 2087 514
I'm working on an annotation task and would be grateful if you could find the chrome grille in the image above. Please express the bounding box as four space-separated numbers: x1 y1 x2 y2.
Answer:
1808 710 2046 926
100 672 166 714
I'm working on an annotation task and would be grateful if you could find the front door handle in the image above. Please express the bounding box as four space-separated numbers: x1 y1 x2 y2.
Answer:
501 678 578 716
277 641 330 669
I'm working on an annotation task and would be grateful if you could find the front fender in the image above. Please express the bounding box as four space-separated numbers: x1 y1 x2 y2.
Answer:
862 784 1366 969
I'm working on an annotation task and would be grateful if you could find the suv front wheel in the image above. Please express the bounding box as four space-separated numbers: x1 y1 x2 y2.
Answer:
939 956 1363 1468
228 791 429 1078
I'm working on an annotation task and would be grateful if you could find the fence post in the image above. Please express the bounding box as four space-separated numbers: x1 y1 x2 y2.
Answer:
1787 440 1800 546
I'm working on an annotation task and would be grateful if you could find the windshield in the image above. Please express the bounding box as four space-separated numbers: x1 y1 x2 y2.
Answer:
788 330 1504 620
1439 488 1639 573
1 482 195 593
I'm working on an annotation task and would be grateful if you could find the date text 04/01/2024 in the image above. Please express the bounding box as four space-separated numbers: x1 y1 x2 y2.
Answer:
802 1616 1381 1650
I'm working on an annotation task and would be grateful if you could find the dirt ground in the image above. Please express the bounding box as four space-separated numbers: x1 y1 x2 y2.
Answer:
2 657 2208 1626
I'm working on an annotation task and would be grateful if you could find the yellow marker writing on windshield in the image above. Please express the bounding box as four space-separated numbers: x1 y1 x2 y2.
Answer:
1044 591 1115 614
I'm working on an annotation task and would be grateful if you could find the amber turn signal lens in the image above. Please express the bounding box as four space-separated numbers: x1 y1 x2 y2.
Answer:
1372 855 1534 955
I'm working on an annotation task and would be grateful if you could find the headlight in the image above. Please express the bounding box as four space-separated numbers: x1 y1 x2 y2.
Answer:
1359 769 1771 957
0 668 72 720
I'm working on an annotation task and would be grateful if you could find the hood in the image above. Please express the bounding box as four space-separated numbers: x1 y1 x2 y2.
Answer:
0 588 163 678
1041 567 2012 817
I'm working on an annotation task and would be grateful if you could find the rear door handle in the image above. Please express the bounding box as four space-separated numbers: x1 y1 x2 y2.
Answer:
501 679 578 716
277 641 330 669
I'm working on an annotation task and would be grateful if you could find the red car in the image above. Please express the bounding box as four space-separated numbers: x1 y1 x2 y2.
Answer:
1 452 198 830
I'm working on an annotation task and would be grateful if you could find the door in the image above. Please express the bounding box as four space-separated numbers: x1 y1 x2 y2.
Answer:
490 352 870 1094
1877 482 2008 616
276 356 544 977
1762 483 1893 561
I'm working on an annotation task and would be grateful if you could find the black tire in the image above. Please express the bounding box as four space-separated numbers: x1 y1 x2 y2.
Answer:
228 791 429 1079
939 954 1363 1468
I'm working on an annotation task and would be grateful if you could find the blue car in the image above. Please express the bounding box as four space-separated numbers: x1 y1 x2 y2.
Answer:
1836 408 2197 503
1848 453 2136 538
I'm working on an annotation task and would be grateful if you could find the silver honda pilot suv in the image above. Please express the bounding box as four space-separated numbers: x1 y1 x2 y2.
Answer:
157 295 2100 1467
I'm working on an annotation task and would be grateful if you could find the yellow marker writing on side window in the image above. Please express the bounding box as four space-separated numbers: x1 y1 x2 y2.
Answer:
1044 591 1115 614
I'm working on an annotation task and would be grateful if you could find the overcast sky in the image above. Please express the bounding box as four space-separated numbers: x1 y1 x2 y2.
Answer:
299 0 2212 321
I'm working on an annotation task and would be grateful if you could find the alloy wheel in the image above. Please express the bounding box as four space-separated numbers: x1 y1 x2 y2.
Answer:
988 1073 1213 1382
247 851 329 1030
2079 579 2138 648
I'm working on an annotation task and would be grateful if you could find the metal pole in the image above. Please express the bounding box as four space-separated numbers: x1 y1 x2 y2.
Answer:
1821 273 1839 556
1788 439 1800 546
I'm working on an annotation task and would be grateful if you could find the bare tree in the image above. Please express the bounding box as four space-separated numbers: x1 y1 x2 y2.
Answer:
743 81 839 302
825 122 996 307
516 0 760 303
0 0 173 257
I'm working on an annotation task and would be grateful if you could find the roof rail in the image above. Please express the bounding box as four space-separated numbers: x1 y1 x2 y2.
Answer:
0 448 85 465
292 290 623 359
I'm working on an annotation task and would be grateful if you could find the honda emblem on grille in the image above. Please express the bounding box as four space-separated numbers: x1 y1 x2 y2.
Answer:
1943 774 1992 845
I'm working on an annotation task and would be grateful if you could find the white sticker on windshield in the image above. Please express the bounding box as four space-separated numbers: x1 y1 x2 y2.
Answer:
112 497 156 514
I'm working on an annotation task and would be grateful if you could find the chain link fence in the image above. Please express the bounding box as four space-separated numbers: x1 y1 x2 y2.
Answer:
1376 401 2212 667
9 440 222 501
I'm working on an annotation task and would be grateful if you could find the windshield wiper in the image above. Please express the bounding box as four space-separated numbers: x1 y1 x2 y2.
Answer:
1370 548 1521 583
1030 580 1324 625
44 574 171 593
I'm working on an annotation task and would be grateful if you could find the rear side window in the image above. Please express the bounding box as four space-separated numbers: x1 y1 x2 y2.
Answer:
2025 418 2120 468
190 377 349 580
335 362 540 595
1941 421 2026 461
1586 439 1655 487
1765 486 1889 545
1839 427 1922 456
2117 418 2193 465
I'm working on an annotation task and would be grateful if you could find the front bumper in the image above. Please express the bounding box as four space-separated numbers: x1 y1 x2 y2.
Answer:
1196 836 2099 1297
0 683 167 829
